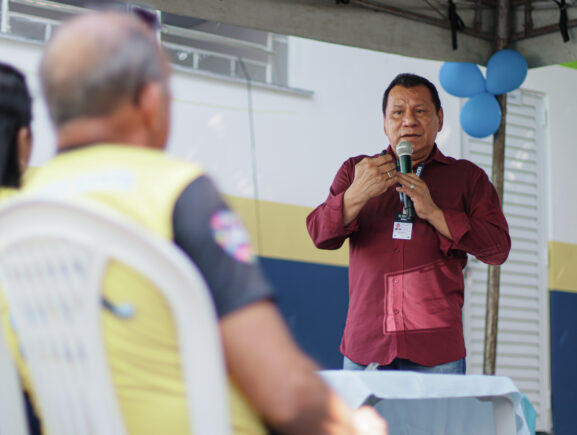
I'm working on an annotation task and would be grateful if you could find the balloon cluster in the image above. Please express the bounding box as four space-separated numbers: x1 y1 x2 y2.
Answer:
439 49 528 138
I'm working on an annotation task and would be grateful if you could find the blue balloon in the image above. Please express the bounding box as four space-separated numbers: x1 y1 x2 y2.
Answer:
439 62 486 98
486 49 528 95
460 92 502 138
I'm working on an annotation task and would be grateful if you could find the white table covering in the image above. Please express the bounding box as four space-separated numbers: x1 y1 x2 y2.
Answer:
320 370 532 435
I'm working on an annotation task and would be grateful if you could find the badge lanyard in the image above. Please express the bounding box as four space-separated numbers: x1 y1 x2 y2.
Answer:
392 161 425 240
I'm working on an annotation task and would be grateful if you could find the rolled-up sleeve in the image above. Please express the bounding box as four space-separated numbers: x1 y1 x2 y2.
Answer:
306 158 360 250
439 167 511 265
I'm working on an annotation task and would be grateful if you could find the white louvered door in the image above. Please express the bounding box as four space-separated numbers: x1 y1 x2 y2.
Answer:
461 89 550 432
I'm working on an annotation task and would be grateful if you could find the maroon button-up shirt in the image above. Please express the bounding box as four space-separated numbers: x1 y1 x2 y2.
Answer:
306 145 511 366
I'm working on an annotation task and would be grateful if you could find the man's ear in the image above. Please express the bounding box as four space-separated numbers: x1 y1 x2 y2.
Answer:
437 107 444 132
383 114 388 136
137 81 170 149
138 82 163 130
17 126 32 173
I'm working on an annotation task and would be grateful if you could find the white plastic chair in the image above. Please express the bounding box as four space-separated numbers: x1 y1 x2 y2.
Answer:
0 197 232 435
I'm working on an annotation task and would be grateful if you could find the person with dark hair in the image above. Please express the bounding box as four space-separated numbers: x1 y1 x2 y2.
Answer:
4 10 387 435
382 73 442 116
0 62 43 435
0 62 32 198
307 72 511 374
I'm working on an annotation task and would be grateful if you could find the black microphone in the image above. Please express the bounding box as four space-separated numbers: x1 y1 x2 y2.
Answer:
396 141 414 218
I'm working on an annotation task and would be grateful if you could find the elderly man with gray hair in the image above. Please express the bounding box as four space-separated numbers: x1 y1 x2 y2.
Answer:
7 9 387 435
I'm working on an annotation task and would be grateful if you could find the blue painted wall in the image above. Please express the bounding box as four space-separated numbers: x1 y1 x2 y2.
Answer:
261 258 577 435
260 257 349 369
550 290 577 435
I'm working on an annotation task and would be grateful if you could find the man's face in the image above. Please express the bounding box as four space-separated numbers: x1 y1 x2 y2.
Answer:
384 84 443 165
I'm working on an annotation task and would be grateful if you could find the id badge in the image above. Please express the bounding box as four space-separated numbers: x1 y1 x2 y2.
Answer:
392 212 413 240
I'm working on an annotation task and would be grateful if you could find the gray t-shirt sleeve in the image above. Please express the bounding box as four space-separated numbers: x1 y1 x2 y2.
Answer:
172 175 275 317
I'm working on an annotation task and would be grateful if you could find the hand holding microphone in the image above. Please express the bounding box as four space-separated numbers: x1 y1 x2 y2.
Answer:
396 141 415 218
396 142 442 225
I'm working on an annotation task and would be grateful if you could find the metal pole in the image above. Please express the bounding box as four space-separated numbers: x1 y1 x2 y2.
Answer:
483 0 510 376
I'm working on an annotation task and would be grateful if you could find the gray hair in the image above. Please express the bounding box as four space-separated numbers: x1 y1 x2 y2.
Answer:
40 24 167 126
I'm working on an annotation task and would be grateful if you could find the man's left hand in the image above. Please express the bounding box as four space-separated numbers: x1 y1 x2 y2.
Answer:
395 173 438 219
395 173 453 240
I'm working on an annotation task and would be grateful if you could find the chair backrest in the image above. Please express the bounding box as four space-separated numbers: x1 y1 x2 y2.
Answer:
0 197 232 435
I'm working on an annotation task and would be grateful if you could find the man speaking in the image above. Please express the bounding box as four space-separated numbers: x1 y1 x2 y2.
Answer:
307 73 511 374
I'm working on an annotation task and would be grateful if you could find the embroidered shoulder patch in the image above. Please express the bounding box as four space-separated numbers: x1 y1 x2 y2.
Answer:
210 209 256 263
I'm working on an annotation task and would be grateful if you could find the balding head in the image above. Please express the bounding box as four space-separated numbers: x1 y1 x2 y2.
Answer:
40 11 169 128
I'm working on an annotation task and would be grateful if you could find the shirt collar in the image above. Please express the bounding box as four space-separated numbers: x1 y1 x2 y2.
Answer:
426 144 451 165
384 143 451 166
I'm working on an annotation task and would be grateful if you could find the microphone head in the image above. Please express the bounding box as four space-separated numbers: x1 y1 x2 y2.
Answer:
396 141 413 157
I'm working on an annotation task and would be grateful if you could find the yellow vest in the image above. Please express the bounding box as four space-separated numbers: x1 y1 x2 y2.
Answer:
0 187 17 202
9 144 266 435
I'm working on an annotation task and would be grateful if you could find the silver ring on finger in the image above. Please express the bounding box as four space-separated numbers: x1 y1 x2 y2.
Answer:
409 183 415 190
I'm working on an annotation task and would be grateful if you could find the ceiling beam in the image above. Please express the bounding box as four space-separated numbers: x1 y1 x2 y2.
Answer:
138 0 577 67
350 0 493 41
139 0 494 63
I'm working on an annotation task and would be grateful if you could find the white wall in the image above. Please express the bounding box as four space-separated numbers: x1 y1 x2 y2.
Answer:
169 36 463 208
0 34 462 209
1 33 575 247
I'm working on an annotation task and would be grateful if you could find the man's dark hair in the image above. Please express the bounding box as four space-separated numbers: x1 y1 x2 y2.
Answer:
382 73 441 116
0 62 32 187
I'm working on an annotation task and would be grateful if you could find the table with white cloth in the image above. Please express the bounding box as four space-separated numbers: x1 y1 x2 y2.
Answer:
320 370 532 435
